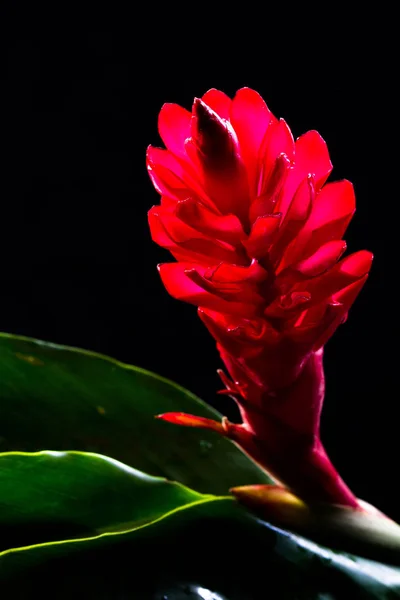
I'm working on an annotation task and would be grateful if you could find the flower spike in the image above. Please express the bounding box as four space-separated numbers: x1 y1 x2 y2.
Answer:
148 87 374 511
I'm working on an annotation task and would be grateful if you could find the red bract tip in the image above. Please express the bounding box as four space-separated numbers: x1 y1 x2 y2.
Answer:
155 412 226 435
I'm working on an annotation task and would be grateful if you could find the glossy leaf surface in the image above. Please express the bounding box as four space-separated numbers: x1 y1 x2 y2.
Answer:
1 490 399 599
0 333 272 494
0 450 207 551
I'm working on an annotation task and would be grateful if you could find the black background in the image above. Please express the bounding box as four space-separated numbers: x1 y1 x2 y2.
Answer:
0 16 396 521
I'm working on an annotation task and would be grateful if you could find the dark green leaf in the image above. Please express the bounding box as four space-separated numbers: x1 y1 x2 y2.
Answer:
0 450 208 551
1 335 399 597
0 332 272 493
1 496 399 599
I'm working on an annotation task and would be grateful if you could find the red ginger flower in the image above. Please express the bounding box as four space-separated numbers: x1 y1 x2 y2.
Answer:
147 87 373 509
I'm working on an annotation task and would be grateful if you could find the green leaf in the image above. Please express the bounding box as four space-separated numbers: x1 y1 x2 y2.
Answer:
0 450 209 552
1 491 399 599
1 334 399 596
0 332 272 493
0 451 399 598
